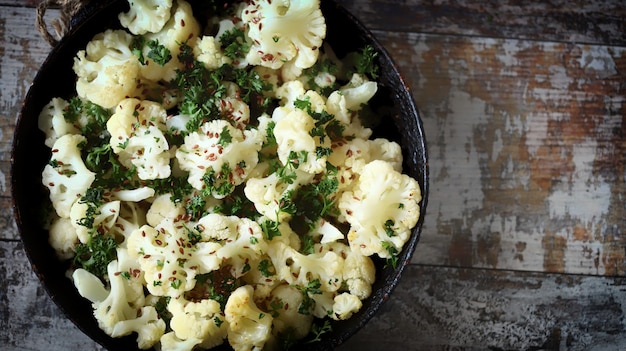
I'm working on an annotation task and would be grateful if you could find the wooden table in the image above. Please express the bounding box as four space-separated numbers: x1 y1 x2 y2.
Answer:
1 1 625 350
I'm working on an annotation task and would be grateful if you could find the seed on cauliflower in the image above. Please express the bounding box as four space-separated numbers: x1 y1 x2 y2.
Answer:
107 98 171 180
42 134 96 218
119 0 173 35
242 0 326 70
338 160 422 258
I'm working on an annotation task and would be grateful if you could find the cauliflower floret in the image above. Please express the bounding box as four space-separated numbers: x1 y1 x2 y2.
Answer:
194 35 232 70
267 284 313 341
328 73 377 114
274 80 306 108
80 257 146 335
268 241 344 293
328 137 403 193
338 160 421 258
42 134 96 218
369 138 403 172
111 306 166 349
139 0 201 82
242 0 326 70
107 98 171 180
225 285 273 351
48 216 79 260
331 293 362 320
316 241 375 300
38 97 80 148
272 107 327 174
244 170 314 222
126 218 221 298
73 29 143 108
72 268 109 303
146 193 186 227
176 120 263 199
197 213 267 277
118 0 173 35
168 297 227 349
70 199 121 244
160 332 202 351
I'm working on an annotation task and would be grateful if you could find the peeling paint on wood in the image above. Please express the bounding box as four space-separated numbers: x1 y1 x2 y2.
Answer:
385 32 626 275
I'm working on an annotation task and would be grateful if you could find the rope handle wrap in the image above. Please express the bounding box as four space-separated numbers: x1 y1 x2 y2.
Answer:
36 0 92 46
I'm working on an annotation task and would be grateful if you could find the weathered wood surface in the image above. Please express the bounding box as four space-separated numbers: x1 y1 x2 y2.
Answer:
1 0 626 350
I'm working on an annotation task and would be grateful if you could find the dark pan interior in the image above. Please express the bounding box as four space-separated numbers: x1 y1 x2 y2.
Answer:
11 1 429 350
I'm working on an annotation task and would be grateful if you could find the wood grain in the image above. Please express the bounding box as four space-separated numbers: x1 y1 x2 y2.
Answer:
336 0 626 46
376 31 626 276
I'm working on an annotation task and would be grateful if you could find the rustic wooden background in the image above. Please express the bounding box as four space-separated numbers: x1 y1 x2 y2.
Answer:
1 0 625 350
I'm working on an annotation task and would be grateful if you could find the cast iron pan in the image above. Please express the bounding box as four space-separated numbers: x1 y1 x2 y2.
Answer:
11 0 429 350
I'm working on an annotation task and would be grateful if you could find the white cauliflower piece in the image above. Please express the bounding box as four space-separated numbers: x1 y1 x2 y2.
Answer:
242 0 326 70
42 134 96 218
90 259 146 335
317 241 375 300
160 332 202 351
268 241 344 293
48 216 79 260
139 0 201 83
119 0 173 35
224 285 273 351
70 199 121 244
168 297 227 349
111 306 166 349
338 160 421 258
331 293 362 320
268 284 313 341
328 137 403 193
197 213 267 277
126 218 221 298
107 98 171 180
73 29 143 108
194 35 232 70
38 97 80 148
72 268 109 303
146 193 186 227
274 80 306 108
328 73 378 113
368 138 403 172
273 107 326 174
244 170 314 222
176 120 263 199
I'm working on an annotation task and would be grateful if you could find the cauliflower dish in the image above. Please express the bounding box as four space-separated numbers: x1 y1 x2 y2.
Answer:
37 0 422 350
